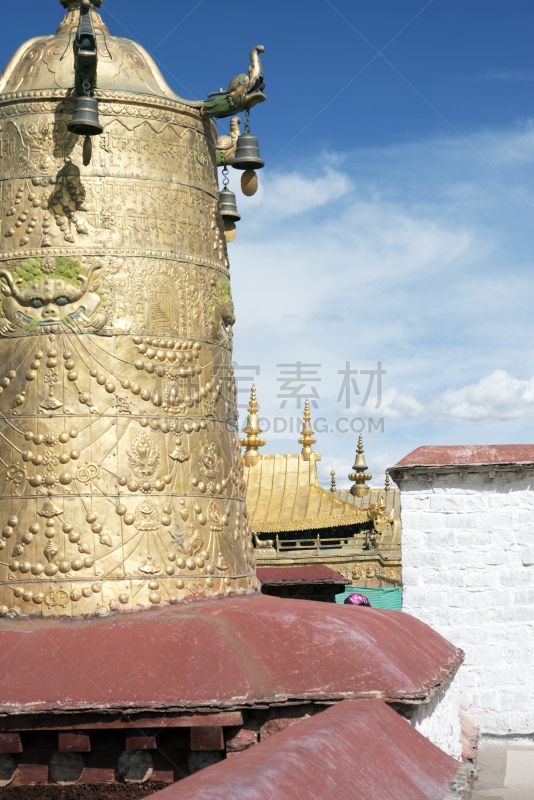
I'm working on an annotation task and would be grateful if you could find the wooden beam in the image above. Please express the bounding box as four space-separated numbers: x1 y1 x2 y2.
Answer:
1 710 243 731
0 733 23 754
58 731 91 752
190 726 224 752
12 749 51 786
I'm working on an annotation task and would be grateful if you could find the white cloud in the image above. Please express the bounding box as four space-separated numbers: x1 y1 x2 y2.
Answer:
244 167 353 221
378 388 425 421
429 370 534 421
357 371 534 425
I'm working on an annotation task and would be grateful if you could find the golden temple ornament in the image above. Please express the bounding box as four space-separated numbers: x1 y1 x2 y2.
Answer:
330 470 336 493
349 436 372 498
0 0 268 619
298 400 317 461
240 387 266 467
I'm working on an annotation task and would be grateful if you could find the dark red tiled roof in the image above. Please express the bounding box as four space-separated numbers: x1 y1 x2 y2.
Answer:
392 444 534 469
0 595 462 715
151 699 464 800
257 565 349 585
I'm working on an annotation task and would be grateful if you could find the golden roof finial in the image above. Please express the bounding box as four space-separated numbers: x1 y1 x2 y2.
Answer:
330 470 337 493
58 0 108 35
240 386 266 467
348 435 372 498
60 0 104 7
248 385 259 414
384 471 391 491
298 400 317 461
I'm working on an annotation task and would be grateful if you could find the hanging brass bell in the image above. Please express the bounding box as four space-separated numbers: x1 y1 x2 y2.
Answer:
219 188 241 222
231 133 265 170
67 95 104 137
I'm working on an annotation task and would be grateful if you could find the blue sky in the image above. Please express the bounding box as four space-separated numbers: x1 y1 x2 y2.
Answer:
3 1 534 487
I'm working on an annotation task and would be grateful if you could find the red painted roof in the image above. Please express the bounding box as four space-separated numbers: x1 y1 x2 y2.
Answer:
0 594 462 716
392 444 534 468
151 699 463 800
257 565 349 584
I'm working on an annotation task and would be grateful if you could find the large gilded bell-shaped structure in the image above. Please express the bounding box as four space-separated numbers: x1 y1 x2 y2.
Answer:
0 0 261 618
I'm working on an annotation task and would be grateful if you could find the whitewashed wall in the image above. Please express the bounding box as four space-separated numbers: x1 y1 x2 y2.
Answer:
399 468 534 735
411 672 462 759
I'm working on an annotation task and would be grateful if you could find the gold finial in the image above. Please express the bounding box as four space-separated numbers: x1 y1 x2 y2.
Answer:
60 0 104 7
240 387 266 467
348 435 372 498
298 400 317 461
248 385 259 414
330 470 336 493
384 471 391 491
57 0 108 34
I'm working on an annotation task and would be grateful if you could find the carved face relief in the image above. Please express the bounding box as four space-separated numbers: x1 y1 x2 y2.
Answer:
0 258 106 334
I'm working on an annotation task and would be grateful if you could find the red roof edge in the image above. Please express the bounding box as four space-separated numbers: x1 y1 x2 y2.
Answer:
257 565 349 584
391 444 534 469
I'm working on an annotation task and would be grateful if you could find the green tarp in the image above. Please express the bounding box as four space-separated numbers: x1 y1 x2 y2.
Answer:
335 586 402 610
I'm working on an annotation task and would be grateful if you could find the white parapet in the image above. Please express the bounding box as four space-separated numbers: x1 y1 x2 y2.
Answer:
390 445 534 737
410 672 462 760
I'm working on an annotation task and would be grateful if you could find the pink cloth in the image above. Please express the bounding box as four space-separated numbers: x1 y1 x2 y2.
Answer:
344 593 371 606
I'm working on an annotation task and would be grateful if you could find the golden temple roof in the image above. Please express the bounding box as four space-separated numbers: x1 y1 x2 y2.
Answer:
244 452 372 534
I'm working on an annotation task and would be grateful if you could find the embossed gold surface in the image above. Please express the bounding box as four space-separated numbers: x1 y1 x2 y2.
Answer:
0 1 260 618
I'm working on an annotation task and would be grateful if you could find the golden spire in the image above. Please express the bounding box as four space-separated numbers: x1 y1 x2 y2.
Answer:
348 435 372 498
240 386 266 467
330 470 337 493
298 400 317 461
384 471 391 491
57 0 108 34
60 0 104 7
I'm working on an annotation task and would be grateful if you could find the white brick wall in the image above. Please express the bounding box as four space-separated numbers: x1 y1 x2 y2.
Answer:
411 671 462 759
399 469 534 735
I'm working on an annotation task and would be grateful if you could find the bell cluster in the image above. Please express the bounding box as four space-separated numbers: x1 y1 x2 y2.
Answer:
218 120 265 242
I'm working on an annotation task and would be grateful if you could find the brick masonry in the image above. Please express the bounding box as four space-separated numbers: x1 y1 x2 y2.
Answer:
395 467 534 735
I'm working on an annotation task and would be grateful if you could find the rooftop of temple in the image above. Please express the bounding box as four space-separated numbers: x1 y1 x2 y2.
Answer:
241 389 401 590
